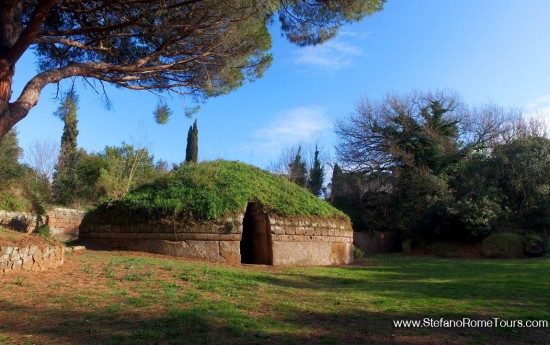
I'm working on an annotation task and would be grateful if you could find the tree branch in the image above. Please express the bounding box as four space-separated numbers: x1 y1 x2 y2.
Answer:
35 37 111 52
8 0 58 64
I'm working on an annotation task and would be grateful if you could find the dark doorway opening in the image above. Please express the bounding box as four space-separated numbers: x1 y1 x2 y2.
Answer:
240 202 273 264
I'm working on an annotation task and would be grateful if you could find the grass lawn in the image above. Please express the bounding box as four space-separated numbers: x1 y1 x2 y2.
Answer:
0 250 548 344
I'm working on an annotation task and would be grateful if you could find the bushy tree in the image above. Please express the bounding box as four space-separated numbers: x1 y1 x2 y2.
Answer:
0 129 50 212
185 120 198 164
334 90 531 242
492 136 550 231
0 0 385 139
330 164 373 231
52 91 79 205
72 146 166 205
97 143 156 200
0 129 23 185
76 150 108 202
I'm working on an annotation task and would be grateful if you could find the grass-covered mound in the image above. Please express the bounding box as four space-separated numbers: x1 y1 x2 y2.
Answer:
101 160 347 222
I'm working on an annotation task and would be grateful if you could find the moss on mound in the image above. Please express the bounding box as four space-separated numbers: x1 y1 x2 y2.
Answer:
103 160 347 222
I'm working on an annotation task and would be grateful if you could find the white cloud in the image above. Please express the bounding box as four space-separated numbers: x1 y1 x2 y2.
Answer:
242 106 331 157
293 38 364 73
338 31 372 40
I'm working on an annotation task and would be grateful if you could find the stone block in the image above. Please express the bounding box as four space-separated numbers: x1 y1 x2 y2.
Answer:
1 247 14 255
272 241 352 266
21 257 33 270
271 226 284 235
219 241 241 264
11 259 22 268
0 254 9 263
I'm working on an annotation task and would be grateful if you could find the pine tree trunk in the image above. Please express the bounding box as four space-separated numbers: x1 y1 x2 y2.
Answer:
0 60 15 140
0 0 22 140
0 0 57 140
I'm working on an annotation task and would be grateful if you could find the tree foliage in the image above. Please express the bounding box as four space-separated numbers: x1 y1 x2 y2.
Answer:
0 0 385 139
492 137 550 230
96 143 156 200
185 119 198 164
288 145 308 187
75 150 108 202
52 90 79 205
307 145 324 196
334 90 548 242
0 129 51 212
0 129 23 185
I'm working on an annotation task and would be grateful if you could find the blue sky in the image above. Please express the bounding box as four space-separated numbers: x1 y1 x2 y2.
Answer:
12 0 550 169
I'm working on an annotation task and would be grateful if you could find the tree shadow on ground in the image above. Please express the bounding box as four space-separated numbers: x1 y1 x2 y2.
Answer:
248 260 550 310
1 298 543 345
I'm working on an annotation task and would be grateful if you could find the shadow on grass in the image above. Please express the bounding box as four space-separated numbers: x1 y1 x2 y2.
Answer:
1 298 547 345
248 258 550 315
3 253 548 345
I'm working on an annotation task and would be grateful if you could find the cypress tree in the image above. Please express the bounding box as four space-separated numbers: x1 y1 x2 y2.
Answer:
288 146 308 187
52 91 79 205
330 163 343 203
307 145 324 196
185 119 198 163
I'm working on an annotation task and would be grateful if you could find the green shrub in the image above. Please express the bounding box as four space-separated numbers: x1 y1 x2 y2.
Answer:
352 245 366 260
425 241 460 258
482 233 525 258
0 193 29 211
36 225 51 238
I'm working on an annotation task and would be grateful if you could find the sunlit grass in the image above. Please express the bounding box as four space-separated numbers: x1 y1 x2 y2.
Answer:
1 252 548 344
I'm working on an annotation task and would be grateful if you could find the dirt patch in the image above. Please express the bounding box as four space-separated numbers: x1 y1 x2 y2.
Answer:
0 228 57 247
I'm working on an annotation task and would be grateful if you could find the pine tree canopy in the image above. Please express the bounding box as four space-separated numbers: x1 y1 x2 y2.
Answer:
0 0 385 139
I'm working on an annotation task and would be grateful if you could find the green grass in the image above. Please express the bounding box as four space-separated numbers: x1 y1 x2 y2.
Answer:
35 224 51 238
91 160 347 223
1 252 549 344
0 332 11 345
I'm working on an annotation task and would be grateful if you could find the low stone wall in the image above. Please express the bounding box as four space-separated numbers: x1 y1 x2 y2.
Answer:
269 216 353 265
0 208 85 242
354 231 402 254
80 216 244 264
0 210 46 233
47 207 86 242
0 244 64 273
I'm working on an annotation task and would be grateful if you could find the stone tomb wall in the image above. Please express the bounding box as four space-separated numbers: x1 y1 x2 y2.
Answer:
79 210 354 266
269 216 353 265
80 217 244 264
0 244 64 273
47 208 86 242
0 208 85 242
